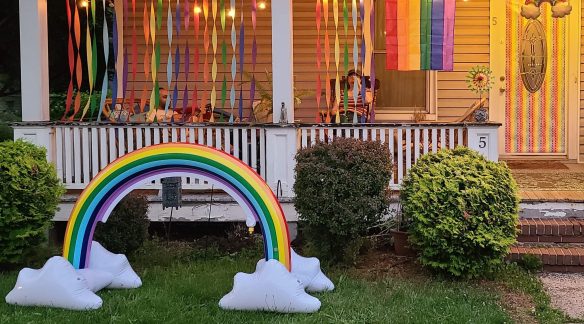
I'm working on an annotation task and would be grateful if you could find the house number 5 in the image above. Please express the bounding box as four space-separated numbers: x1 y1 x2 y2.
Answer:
492 17 498 25
479 136 487 149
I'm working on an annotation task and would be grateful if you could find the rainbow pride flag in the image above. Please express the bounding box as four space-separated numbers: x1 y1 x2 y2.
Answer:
385 0 456 71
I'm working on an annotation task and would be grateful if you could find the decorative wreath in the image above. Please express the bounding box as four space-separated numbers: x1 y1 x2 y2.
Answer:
521 0 572 19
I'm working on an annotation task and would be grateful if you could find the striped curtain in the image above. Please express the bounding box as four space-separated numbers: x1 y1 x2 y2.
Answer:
505 2 566 154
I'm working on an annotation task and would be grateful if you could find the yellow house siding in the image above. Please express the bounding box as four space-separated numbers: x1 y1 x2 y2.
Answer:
437 0 490 121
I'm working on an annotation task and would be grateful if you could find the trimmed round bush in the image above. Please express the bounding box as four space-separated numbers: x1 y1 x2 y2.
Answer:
401 147 519 278
94 193 150 255
294 137 392 264
0 140 65 265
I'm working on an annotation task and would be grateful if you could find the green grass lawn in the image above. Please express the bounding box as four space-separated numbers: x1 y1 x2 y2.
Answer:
0 241 565 323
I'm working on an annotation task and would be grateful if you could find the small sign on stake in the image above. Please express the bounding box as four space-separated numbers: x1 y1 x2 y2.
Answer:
161 177 182 210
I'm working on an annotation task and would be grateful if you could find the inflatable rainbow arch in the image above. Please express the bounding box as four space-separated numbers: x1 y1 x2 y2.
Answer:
62 143 291 270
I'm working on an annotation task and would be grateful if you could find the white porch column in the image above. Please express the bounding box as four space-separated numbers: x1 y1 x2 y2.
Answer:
15 0 53 162
19 0 50 121
270 0 294 123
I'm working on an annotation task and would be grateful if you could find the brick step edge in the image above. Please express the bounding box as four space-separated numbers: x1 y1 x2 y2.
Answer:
518 218 584 237
509 246 584 267
517 234 584 243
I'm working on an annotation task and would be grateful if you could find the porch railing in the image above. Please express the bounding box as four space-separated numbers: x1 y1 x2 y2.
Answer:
53 124 266 190
14 122 500 194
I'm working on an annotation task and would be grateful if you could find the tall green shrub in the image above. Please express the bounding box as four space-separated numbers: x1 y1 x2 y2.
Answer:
294 138 392 264
0 140 65 265
94 193 150 255
401 147 519 278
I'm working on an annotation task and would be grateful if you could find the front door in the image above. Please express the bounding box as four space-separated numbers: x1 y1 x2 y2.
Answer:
490 0 579 158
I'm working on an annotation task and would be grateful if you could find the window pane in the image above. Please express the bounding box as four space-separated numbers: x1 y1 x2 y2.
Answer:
373 54 427 110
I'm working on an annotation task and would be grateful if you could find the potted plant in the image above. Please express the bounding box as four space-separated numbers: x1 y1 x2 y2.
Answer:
390 199 416 257
244 69 312 123
465 65 494 122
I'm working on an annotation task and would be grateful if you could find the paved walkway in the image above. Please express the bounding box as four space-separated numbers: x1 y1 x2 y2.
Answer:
539 273 584 320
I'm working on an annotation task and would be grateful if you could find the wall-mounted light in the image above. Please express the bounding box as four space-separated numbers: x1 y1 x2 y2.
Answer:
79 0 89 8
258 1 266 10
194 6 202 14
228 8 235 18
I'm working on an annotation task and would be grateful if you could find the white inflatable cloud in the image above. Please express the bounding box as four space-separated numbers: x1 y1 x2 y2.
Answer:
552 3 572 18
87 241 142 289
5 256 102 310
219 260 321 313
521 4 541 19
256 249 334 293
77 268 114 292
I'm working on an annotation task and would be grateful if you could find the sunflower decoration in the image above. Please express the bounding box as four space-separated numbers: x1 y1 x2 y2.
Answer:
466 66 494 122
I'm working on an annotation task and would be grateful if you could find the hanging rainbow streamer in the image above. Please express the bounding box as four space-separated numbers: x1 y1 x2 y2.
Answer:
385 0 455 71
333 0 340 123
324 0 331 123
182 0 191 122
140 3 150 113
220 0 227 122
97 0 109 122
505 3 565 154
149 1 160 121
315 0 322 122
343 0 349 123
238 0 244 121
64 0 74 120
201 0 209 122
249 0 257 121
193 0 200 121
79 3 94 121
112 0 125 107
130 0 137 114
368 0 375 122
72 4 82 119
229 0 236 122
351 0 358 124
165 0 174 122
211 0 218 122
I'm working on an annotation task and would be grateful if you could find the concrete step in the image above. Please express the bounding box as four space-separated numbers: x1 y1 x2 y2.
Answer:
517 218 584 243
509 243 584 272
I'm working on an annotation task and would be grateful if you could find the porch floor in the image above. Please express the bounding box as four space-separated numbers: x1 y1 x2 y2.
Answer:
506 161 584 202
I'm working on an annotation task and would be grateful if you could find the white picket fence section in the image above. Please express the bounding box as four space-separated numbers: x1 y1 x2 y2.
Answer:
298 125 466 188
44 123 497 191
54 125 266 189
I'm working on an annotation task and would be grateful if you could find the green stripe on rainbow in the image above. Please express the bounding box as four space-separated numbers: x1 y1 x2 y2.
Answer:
63 143 291 270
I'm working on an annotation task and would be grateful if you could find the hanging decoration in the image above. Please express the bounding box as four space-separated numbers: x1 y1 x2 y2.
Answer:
220 0 227 122
521 0 572 19
351 0 358 124
211 0 218 122
368 0 375 122
229 0 236 122
333 0 340 123
506 2 566 154
385 0 456 71
129 0 137 114
250 0 257 121
165 0 174 122
97 0 110 122
63 0 270 123
64 0 74 120
315 0 322 122
324 0 331 123
342 0 349 123
238 0 244 121
80 1 95 120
